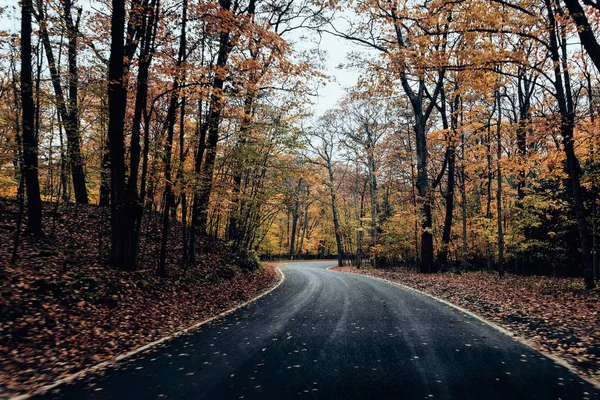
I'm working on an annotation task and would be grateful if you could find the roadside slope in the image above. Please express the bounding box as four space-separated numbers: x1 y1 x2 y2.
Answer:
0 198 279 398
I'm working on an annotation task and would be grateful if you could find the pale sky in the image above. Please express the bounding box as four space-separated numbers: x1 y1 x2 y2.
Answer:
292 13 374 118
308 32 363 116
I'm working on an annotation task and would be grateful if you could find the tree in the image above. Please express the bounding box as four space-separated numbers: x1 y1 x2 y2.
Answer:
543 0 595 288
21 0 43 236
307 115 345 266
159 0 188 277
35 0 88 204
193 0 237 239
338 98 388 267
434 80 460 271
107 0 129 269
326 0 453 273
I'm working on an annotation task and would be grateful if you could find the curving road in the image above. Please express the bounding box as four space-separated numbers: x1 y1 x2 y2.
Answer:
35 261 599 399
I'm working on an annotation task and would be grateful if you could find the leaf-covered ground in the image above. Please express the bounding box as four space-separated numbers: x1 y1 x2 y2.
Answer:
332 266 600 383
0 198 279 398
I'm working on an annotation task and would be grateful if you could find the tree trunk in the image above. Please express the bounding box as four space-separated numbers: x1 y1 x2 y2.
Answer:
58 121 69 203
179 96 188 263
545 0 595 288
99 95 110 207
21 0 43 235
64 0 87 204
486 124 493 271
195 19 232 236
330 173 344 267
36 1 88 204
228 94 253 245
107 0 130 269
159 0 186 277
563 0 600 74
496 89 505 278
368 151 377 268
289 206 299 260
128 0 156 201
440 145 456 270
460 126 468 271
515 68 532 275
188 101 207 263
299 203 310 258
357 183 365 268
437 87 458 270
415 118 434 273
563 122 595 287
10 54 23 185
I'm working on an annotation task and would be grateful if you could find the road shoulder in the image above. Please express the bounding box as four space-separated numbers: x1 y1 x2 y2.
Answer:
329 265 600 390
9 265 285 400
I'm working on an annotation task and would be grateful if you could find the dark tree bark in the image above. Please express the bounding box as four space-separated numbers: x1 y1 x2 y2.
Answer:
545 0 595 288
179 95 188 263
99 144 110 206
107 0 129 268
389 6 446 273
127 0 158 268
21 0 43 235
328 167 344 267
584 65 600 280
195 0 234 237
357 178 367 268
367 142 378 268
188 100 207 263
128 3 154 203
415 114 435 273
106 0 158 269
514 66 536 274
99 96 110 207
441 145 456 267
563 0 600 73
436 85 459 270
460 118 468 271
495 87 505 278
289 200 300 259
298 200 311 257
405 126 419 268
486 123 493 271
187 20 209 263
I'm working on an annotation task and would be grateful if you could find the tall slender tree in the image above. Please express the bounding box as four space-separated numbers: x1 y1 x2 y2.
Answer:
21 0 43 236
107 0 129 268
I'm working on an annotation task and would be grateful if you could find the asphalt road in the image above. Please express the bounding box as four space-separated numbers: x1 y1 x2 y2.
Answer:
35 261 600 400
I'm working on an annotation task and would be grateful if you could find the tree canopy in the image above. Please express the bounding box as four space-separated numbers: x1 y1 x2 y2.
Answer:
2 0 600 289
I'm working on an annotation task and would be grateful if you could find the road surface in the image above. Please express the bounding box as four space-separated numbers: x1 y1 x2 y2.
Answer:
35 261 599 399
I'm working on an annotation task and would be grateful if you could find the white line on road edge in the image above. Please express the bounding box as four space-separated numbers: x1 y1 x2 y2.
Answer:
11 266 286 400
327 266 600 390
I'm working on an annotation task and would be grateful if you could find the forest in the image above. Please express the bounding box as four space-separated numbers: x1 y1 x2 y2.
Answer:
2 0 600 396
3 0 600 283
